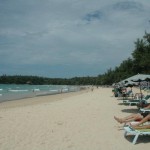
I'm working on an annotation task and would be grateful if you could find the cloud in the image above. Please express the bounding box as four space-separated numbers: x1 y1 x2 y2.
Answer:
83 10 104 22
0 0 150 77
113 1 143 11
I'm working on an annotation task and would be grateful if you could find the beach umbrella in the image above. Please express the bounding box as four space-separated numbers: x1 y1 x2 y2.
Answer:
131 74 150 96
124 81 138 87
131 74 150 82
120 74 150 83
118 74 150 92
120 74 150 85
124 81 138 95
119 74 150 97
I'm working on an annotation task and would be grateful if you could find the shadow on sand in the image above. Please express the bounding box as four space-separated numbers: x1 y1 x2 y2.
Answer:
118 103 137 106
121 108 139 113
125 135 150 144
118 102 127 105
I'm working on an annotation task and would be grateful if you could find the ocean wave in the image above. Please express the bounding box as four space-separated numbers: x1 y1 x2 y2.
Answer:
8 89 29 92
32 89 40 92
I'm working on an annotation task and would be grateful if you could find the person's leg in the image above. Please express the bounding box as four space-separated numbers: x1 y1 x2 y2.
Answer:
132 114 150 127
123 113 143 123
114 113 143 124
114 116 123 123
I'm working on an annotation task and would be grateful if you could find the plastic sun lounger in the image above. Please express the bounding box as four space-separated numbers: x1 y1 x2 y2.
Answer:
127 100 142 106
123 100 142 106
123 97 150 106
124 126 150 144
123 95 150 104
140 108 150 113
123 98 141 104
123 99 135 103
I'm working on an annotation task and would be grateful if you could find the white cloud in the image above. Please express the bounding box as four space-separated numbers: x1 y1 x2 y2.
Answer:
0 0 150 77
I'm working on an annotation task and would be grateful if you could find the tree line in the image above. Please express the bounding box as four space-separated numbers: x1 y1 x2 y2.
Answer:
0 32 150 85
99 32 150 85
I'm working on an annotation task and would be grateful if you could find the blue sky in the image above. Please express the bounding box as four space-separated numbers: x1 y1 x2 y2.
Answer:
0 0 150 78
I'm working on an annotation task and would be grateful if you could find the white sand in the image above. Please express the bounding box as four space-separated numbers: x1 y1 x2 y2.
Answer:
0 87 149 150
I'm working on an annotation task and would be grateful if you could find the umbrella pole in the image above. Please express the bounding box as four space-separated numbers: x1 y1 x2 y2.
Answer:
139 82 142 100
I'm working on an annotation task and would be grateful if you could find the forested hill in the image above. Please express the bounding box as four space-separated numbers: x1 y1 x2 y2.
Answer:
1 32 150 85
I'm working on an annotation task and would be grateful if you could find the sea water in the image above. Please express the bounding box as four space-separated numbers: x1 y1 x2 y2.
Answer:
0 84 80 102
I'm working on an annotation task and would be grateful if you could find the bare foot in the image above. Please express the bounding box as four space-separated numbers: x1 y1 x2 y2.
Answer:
114 116 123 124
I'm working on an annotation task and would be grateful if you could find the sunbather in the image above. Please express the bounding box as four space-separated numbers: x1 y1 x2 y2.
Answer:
130 113 150 129
114 112 149 124
114 104 150 124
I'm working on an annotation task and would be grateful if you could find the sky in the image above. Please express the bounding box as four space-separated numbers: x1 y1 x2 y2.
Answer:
0 0 150 78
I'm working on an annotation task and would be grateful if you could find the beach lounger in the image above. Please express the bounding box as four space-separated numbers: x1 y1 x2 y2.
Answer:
122 90 133 100
140 108 150 113
124 126 150 144
122 99 142 106
126 100 142 106
123 94 144 103
123 95 150 106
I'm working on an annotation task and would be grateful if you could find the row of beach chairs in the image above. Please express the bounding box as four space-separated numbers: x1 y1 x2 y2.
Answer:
115 90 150 144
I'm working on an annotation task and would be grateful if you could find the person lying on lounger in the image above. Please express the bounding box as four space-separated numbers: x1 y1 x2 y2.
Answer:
130 113 150 129
114 112 149 124
114 104 150 124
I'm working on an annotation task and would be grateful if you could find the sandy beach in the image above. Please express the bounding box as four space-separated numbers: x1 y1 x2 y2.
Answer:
0 87 149 150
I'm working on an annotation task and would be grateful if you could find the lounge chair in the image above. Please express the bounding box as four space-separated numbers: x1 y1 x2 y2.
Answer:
123 90 134 99
140 108 150 113
123 93 142 102
124 126 150 144
123 95 150 106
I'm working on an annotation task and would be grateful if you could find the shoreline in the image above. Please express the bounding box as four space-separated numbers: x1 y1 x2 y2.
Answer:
0 84 83 103
0 88 89 109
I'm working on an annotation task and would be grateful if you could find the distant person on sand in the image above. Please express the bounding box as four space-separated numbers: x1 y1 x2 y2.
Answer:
91 86 94 91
